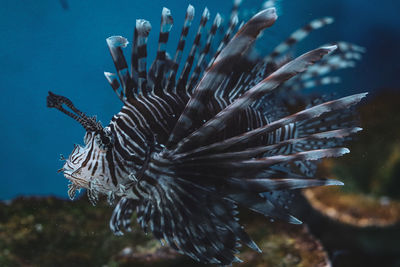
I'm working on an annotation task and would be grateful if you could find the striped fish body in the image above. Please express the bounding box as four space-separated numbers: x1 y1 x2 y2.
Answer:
47 2 367 265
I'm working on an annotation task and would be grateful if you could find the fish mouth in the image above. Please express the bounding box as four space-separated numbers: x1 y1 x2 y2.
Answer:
63 168 90 189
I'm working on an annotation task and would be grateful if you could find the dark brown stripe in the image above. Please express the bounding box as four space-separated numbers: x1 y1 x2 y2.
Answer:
193 34 201 45
138 71 147 78
269 51 280 58
285 37 297 45
177 40 185 51
303 24 314 32
109 47 128 70
80 143 93 168
101 157 105 173
210 25 218 35
110 78 120 91
137 45 147 57
156 51 166 60
113 150 129 173
106 150 118 186
182 26 189 36
158 32 169 43
91 161 98 176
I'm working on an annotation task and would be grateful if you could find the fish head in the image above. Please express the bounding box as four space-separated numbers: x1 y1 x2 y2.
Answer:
47 92 115 199
61 130 113 199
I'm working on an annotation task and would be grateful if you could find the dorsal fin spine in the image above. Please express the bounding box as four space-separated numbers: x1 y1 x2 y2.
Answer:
175 7 210 95
166 5 195 93
187 13 222 93
135 19 152 95
150 7 174 93
106 36 134 100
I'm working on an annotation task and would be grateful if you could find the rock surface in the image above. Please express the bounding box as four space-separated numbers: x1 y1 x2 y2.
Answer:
304 185 400 227
0 196 330 267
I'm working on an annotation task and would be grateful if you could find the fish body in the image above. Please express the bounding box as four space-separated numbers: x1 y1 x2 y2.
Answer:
47 2 366 265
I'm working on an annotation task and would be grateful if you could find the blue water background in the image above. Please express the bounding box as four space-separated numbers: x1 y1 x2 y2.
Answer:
0 0 399 200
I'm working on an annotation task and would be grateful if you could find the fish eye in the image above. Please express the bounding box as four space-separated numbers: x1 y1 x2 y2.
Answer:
97 127 114 149
100 135 111 145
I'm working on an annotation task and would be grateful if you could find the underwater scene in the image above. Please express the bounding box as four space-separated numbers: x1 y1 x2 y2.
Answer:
1 0 400 266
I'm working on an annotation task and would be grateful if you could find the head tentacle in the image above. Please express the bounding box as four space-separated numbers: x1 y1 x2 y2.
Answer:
47 91 113 148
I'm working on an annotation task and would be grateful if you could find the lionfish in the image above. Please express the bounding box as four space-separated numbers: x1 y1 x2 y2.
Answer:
47 0 367 265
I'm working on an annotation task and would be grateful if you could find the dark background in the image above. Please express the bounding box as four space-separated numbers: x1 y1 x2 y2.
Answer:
0 0 399 199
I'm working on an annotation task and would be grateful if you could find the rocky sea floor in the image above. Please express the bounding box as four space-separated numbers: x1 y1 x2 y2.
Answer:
1 191 399 267
0 196 331 267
